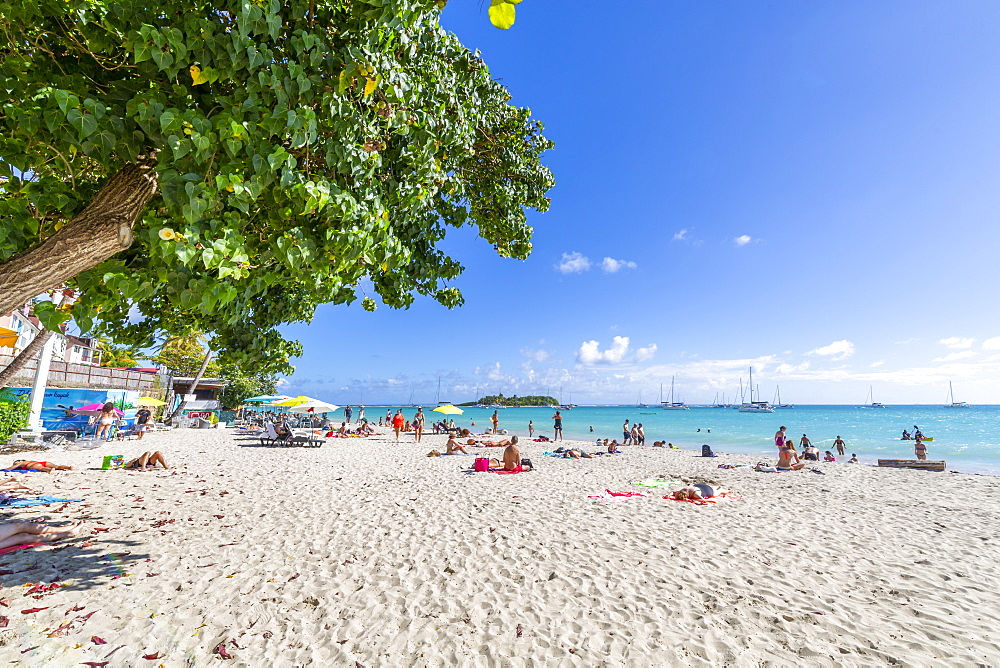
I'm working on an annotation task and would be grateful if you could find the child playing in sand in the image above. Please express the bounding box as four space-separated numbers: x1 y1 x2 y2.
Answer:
847 454 859 463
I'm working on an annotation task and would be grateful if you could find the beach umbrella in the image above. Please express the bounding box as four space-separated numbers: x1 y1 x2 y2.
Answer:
432 404 464 415
137 397 167 406
245 394 291 403
270 395 313 407
73 404 124 417
286 400 340 413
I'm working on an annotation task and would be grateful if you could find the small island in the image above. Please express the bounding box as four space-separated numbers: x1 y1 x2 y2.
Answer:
457 394 559 407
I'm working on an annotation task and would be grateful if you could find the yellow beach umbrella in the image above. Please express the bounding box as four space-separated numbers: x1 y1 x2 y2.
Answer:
432 404 464 415
270 395 312 407
137 397 167 406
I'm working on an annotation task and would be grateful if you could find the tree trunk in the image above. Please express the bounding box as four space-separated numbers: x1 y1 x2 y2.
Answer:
0 160 158 316
0 329 54 390
170 349 214 420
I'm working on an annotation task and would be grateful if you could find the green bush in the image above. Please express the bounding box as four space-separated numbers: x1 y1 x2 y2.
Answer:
0 398 30 443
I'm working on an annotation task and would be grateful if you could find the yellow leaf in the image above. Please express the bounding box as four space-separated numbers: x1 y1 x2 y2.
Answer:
363 78 377 97
488 0 516 29
190 65 209 85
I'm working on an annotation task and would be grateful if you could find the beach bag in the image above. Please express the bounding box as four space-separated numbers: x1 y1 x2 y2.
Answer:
701 444 716 458
520 458 533 469
473 457 490 472
102 455 124 470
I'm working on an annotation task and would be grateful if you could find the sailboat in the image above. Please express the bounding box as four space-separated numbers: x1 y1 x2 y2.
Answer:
661 376 690 410
636 390 648 408
856 386 886 408
773 386 794 409
944 381 970 408
738 367 775 412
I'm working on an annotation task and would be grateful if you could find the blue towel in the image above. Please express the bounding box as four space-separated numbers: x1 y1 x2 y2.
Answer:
0 496 82 508
0 468 45 473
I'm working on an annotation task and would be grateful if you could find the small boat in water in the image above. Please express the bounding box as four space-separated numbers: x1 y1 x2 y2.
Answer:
856 386 886 408
944 381 970 408
661 376 690 410
738 368 775 412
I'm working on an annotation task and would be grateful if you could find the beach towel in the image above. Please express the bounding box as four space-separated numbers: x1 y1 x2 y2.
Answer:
630 479 679 488
587 489 646 501
489 466 524 474
663 491 740 505
0 468 45 473
0 496 82 508
0 542 43 556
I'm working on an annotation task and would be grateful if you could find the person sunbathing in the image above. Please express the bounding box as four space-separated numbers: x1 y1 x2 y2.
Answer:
562 448 594 459
672 483 723 500
9 460 74 472
0 478 40 494
0 520 82 550
501 436 530 471
607 439 619 454
445 435 470 454
124 451 168 470
776 446 806 471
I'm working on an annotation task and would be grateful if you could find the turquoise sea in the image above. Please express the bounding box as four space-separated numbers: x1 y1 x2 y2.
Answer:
349 404 1000 475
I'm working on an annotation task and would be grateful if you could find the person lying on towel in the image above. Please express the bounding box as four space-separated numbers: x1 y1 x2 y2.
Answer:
672 484 724 500
9 460 74 472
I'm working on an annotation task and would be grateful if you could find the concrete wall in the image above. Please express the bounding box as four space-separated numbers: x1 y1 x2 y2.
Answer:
0 353 162 393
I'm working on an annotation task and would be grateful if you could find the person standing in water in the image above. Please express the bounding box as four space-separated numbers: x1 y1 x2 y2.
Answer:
833 435 846 456
528 421 534 438
914 438 928 461
358 406 365 423
552 411 563 441
344 405 353 423
623 419 631 445
491 411 499 434
775 426 787 450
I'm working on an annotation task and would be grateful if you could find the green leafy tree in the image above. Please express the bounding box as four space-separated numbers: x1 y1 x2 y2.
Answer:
152 334 219 377
0 0 554 373
96 339 141 367
218 369 279 409
0 389 30 441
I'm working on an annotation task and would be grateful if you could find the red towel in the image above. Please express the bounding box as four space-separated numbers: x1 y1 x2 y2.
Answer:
489 466 523 474
0 542 43 556
605 489 645 497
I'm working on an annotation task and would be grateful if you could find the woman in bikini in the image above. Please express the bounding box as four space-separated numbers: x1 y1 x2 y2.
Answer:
96 402 117 440
672 483 724 500
0 520 82 550
124 452 168 470
9 460 74 472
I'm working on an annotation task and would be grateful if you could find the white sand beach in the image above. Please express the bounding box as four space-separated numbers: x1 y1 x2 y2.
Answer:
0 427 998 666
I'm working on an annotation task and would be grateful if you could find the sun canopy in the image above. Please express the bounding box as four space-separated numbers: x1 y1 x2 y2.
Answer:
432 404 464 415
137 397 167 406
245 394 292 403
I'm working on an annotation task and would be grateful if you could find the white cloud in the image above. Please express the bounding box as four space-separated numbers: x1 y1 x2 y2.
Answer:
939 337 975 349
520 347 550 363
555 251 591 274
634 344 657 362
982 337 1000 350
933 351 977 363
870 361 885 368
734 235 753 246
577 336 630 365
807 340 855 360
894 337 918 345
776 362 811 374
673 229 689 241
275 377 291 389
600 257 638 273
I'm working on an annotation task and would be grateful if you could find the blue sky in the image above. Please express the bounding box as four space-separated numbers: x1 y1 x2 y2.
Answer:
279 0 1000 405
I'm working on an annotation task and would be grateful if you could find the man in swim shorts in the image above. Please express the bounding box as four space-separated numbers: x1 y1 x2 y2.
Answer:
622 419 631 445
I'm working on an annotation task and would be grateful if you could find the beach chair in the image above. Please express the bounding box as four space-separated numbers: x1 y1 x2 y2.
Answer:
260 423 292 446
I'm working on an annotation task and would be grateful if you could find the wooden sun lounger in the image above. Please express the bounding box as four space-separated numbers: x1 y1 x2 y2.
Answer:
877 459 946 472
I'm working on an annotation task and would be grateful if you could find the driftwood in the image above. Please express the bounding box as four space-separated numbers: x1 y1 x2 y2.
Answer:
877 459 946 472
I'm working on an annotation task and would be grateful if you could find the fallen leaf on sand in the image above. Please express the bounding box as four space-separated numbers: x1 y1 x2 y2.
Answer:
215 642 233 659
81 663 109 667
0 616 8 628
143 652 161 659
21 607 48 614
92 636 107 644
